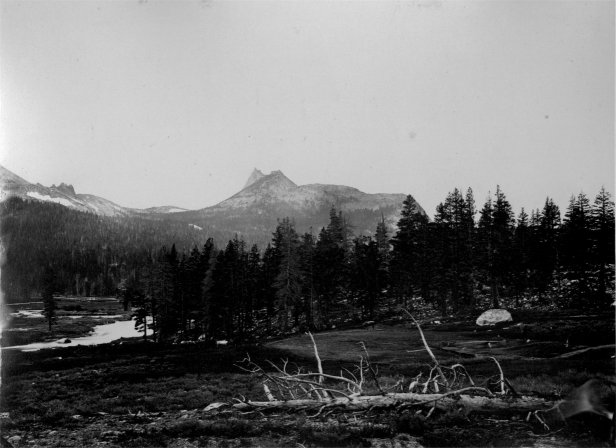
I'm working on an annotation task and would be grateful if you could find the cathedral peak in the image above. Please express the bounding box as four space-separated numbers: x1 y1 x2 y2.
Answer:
243 168 265 190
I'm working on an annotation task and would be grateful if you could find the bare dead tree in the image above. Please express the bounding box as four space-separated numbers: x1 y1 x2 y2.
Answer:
210 317 560 421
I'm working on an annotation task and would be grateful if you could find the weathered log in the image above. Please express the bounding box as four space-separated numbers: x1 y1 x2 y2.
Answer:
216 392 554 415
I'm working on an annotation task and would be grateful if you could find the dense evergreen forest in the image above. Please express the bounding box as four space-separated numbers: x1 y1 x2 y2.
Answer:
1 186 613 342
0 198 213 301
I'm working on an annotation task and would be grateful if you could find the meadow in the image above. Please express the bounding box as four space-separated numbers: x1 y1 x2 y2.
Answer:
1 306 614 447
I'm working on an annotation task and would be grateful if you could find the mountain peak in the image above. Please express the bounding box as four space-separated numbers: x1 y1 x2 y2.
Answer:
0 164 30 187
243 169 297 191
255 170 297 189
243 168 265 189
51 183 76 196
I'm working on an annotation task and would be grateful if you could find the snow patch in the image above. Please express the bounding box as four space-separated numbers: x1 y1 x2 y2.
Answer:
10 310 44 318
2 318 150 351
26 192 75 208
189 223 203 231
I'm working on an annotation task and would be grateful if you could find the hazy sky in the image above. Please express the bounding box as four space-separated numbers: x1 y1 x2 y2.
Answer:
1 0 613 217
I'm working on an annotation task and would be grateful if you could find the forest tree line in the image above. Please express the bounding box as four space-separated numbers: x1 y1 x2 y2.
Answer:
1 186 613 342
111 186 615 341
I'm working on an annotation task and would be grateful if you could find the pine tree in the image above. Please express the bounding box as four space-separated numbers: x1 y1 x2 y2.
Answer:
182 246 204 333
41 266 57 332
260 244 279 331
375 216 391 297
156 244 181 339
139 260 160 341
375 216 390 257
390 195 432 309
590 187 615 306
492 186 515 300
245 244 262 332
533 198 561 301
272 218 302 331
225 236 249 338
204 249 226 338
561 193 592 307
350 236 380 319
432 188 475 312
298 231 317 329
128 269 150 341
477 187 514 308
463 188 477 307
314 207 352 321
512 208 530 305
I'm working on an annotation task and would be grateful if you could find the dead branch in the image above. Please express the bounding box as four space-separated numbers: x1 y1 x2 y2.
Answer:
403 309 449 388
224 327 550 421
263 383 275 401
307 332 324 384
359 341 384 394
489 357 506 395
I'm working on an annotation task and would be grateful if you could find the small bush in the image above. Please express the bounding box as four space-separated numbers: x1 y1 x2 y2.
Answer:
166 418 262 438
392 412 426 436
298 427 369 447
40 399 73 425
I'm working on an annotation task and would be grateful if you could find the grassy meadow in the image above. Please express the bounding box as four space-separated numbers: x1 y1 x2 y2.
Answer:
1 303 614 447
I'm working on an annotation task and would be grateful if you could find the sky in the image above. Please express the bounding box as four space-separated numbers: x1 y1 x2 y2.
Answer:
0 0 613 217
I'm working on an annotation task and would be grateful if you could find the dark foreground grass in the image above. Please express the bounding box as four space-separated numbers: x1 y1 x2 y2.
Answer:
1 312 614 447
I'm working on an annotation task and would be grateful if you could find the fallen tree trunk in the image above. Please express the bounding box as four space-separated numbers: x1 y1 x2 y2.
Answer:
220 392 554 415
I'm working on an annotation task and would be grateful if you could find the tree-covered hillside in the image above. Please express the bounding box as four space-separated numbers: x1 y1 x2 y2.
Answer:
2 186 612 343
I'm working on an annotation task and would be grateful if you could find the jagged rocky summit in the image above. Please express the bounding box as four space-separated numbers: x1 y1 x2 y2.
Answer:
0 164 185 217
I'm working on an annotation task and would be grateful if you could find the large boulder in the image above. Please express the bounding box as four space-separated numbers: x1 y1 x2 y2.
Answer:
476 309 512 326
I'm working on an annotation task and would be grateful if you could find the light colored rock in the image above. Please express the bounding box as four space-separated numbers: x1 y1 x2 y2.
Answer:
476 309 512 326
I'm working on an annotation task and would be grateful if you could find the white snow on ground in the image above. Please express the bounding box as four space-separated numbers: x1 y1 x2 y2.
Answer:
165 208 186 213
189 223 203 230
10 310 44 318
2 318 149 352
26 191 75 208
6 302 43 306
65 314 124 319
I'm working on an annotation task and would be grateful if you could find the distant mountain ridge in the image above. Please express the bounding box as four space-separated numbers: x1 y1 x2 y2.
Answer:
174 169 424 244
209 169 418 216
0 165 424 244
0 165 185 217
